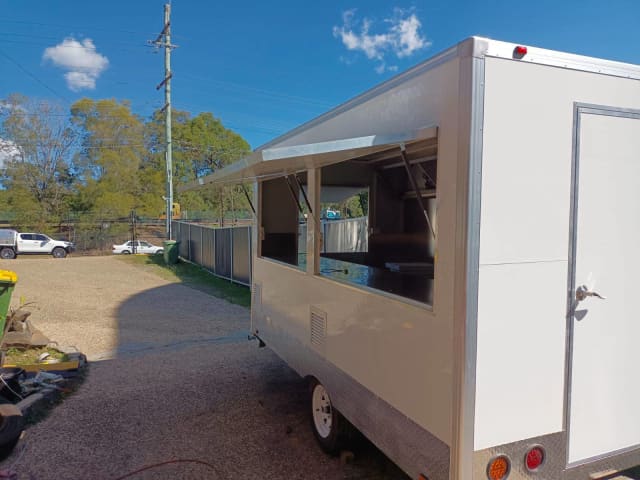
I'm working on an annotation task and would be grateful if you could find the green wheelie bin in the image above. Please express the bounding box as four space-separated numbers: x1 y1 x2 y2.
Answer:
163 240 179 265
0 270 17 336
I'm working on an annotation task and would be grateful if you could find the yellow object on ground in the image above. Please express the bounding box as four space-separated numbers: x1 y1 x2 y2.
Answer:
2 360 80 373
0 270 17 283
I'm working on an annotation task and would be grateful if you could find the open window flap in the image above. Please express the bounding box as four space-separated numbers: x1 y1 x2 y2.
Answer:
178 126 437 192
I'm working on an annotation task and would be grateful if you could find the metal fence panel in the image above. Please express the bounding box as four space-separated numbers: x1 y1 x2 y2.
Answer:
178 223 189 259
214 228 232 279
190 224 202 265
201 227 215 272
323 217 368 253
232 227 251 285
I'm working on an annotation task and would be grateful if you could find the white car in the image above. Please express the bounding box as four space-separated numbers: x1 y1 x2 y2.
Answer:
0 230 75 259
112 240 164 255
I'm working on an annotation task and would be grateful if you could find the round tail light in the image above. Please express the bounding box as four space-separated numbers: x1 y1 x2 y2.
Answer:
487 455 510 480
525 446 545 471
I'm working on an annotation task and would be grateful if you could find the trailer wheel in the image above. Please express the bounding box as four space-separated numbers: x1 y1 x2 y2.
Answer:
309 379 349 454
0 249 15 260
0 400 23 461
52 247 67 258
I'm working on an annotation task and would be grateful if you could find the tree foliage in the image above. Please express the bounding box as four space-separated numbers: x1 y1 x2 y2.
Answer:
148 109 252 220
0 95 76 230
0 94 253 231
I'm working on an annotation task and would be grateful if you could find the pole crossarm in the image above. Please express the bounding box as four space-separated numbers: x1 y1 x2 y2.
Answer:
155 72 173 90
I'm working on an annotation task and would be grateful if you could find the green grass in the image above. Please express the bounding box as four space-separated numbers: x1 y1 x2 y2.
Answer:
4 346 69 365
118 254 251 308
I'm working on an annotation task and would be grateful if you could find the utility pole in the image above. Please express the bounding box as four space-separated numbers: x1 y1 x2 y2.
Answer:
150 4 176 239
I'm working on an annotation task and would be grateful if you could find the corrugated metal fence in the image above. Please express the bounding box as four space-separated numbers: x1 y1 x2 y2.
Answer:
172 221 252 286
298 216 368 254
173 217 367 286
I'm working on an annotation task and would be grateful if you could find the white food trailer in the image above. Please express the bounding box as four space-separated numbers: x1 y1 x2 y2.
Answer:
183 37 640 479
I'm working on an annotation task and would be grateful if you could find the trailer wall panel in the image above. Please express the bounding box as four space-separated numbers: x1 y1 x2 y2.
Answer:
252 54 469 476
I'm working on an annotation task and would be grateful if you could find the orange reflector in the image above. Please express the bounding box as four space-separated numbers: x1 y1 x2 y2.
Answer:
487 455 510 480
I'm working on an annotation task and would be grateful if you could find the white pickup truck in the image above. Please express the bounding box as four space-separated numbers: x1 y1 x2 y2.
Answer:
0 229 75 259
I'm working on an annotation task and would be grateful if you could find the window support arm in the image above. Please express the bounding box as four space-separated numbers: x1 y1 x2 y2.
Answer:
284 175 304 214
400 143 436 239
240 183 256 217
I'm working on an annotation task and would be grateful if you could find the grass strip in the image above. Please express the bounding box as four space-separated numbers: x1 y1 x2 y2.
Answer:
118 254 251 308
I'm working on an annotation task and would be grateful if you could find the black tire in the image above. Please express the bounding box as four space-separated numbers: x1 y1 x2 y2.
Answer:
0 401 23 461
309 379 351 454
122 250 131 255
156 249 164 255
0 248 15 260
52 247 67 259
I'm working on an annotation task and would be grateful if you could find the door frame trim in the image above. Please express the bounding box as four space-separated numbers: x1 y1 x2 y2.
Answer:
565 103 640 467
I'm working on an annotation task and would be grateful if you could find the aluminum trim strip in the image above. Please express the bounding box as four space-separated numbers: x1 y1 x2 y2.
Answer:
482 39 640 81
454 54 486 480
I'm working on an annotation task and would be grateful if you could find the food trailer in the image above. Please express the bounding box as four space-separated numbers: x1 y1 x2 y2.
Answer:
183 37 640 480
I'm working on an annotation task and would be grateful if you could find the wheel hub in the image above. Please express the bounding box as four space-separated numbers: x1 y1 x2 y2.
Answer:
312 384 333 439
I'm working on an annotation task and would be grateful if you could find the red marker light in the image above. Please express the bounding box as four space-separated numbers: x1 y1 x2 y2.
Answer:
514 45 528 57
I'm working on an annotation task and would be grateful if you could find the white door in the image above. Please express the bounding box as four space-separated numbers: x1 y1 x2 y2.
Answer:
568 107 640 464
138 241 152 254
33 234 51 253
17 234 37 253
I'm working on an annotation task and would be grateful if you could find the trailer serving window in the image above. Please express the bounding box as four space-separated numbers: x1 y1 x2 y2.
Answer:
260 172 308 270
319 138 436 305
181 128 437 302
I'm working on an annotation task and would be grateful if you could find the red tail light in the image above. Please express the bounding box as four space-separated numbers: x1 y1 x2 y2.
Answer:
525 445 545 471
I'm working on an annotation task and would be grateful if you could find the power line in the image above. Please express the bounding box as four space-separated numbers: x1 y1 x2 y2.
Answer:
0 48 70 104
0 19 158 37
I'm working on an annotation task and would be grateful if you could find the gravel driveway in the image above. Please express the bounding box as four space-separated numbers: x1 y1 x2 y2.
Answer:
0 256 407 480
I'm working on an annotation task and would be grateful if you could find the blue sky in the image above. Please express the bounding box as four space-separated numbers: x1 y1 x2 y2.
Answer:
1 0 639 149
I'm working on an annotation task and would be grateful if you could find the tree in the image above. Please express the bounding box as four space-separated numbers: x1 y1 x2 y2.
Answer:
70 98 160 218
147 109 252 220
0 95 76 230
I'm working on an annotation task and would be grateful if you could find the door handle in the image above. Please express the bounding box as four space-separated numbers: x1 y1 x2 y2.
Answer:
576 285 606 301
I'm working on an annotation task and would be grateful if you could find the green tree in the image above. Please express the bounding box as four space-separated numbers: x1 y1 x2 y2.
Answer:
147 109 252 220
71 98 160 218
0 95 76 230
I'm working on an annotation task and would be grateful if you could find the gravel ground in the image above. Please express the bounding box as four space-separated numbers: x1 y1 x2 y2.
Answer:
0 256 408 480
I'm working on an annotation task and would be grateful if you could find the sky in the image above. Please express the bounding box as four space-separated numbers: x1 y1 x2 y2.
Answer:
1 0 639 149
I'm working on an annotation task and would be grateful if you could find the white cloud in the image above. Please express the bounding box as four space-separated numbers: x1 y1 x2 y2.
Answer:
333 8 430 73
43 37 109 91
0 139 20 168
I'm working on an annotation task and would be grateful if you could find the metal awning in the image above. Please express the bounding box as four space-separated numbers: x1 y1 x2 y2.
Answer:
178 126 437 192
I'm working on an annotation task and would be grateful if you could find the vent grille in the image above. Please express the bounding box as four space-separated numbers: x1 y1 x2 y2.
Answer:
310 307 326 348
